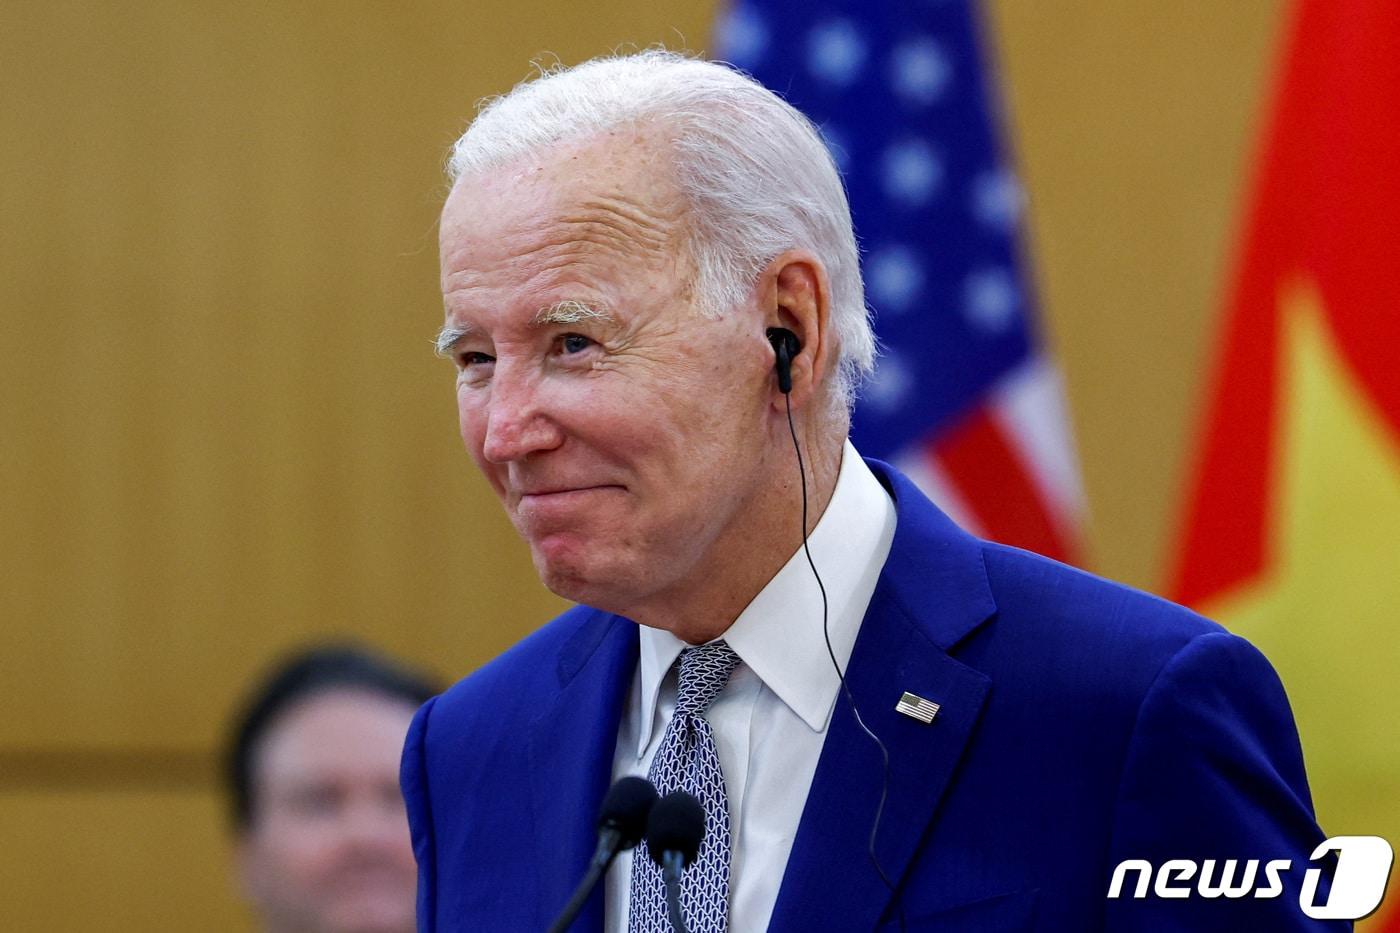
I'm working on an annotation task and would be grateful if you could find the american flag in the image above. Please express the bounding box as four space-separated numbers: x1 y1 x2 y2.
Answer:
716 0 1085 563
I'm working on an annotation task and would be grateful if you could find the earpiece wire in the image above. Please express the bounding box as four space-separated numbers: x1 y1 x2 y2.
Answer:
783 391 904 931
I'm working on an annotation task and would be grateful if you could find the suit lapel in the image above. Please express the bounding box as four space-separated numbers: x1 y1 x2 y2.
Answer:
526 611 639 932
768 460 998 932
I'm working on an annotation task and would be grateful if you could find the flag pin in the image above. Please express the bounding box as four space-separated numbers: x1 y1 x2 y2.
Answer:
895 691 940 724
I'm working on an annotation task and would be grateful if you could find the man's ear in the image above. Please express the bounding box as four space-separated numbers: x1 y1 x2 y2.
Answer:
758 249 833 409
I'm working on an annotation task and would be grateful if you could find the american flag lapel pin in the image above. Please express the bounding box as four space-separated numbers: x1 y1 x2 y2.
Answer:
895 691 940 724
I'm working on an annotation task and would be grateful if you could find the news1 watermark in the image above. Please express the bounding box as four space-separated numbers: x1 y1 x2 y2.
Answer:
1107 836 1394 920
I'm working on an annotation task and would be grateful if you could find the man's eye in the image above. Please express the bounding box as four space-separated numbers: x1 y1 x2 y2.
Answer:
287 786 341 818
457 351 495 368
559 333 593 355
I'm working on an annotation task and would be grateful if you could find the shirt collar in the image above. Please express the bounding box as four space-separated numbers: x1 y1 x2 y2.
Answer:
635 441 897 753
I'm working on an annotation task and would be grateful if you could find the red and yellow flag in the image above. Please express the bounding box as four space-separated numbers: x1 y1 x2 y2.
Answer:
1169 0 1400 926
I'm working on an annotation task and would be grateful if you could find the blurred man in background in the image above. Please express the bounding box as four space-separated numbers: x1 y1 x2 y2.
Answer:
225 644 437 933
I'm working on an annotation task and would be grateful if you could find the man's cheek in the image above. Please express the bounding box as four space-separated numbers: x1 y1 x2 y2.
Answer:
457 413 482 451
457 420 493 476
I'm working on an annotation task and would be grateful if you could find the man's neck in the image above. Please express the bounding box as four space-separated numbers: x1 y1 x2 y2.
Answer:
624 431 845 645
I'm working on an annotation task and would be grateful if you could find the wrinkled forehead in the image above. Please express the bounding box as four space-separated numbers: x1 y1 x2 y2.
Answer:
439 127 689 257
251 689 418 785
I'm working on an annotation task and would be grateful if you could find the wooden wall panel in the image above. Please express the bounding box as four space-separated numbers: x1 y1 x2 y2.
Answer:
0 0 718 753
0 789 252 931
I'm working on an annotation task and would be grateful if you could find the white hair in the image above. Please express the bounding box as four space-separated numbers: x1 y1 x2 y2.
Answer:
446 50 876 410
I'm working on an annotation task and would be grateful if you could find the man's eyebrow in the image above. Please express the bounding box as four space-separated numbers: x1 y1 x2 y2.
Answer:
530 300 616 328
434 322 475 358
433 301 616 358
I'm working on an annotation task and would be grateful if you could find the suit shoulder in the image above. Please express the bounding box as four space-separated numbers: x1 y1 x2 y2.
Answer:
967 541 1248 713
962 544 1301 793
979 540 1223 650
429 603 612 732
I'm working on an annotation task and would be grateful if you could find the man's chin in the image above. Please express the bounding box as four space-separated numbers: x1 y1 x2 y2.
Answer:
534 558 606 605
530 542 631 610
317 871 416 931
320 903 415 933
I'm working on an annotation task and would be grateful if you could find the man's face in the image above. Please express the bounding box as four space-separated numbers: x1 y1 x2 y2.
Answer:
238 690 418 933
438 130 777 616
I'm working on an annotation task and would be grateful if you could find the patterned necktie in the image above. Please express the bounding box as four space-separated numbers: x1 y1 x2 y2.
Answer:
629 640 741 933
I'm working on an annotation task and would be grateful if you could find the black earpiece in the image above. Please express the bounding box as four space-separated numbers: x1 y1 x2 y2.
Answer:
766 327 801 395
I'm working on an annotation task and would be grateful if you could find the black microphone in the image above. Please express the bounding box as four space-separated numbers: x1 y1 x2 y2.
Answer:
547 776 659 933
646 791 706 933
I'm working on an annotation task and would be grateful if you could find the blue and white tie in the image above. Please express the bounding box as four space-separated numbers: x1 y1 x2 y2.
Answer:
629 640 741 933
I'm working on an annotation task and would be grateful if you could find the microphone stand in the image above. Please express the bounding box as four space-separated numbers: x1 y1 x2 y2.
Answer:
547 829 623 933
661 850 688 933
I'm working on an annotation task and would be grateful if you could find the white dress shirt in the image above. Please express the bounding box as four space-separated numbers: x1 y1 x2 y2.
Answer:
604 441 897 931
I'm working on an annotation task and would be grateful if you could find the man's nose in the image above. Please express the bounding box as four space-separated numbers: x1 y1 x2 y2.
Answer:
479 368 563 464
339 794 411 854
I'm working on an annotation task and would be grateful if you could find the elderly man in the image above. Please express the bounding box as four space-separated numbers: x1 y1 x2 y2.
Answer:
403 52 1339 932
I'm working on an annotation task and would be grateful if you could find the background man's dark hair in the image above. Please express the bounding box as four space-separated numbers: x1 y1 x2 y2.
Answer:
225 643 439 830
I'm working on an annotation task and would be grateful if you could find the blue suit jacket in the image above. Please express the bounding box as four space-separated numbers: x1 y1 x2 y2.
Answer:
402 459 1343 931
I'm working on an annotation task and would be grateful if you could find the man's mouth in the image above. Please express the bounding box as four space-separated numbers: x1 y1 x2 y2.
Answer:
517 484 624 503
